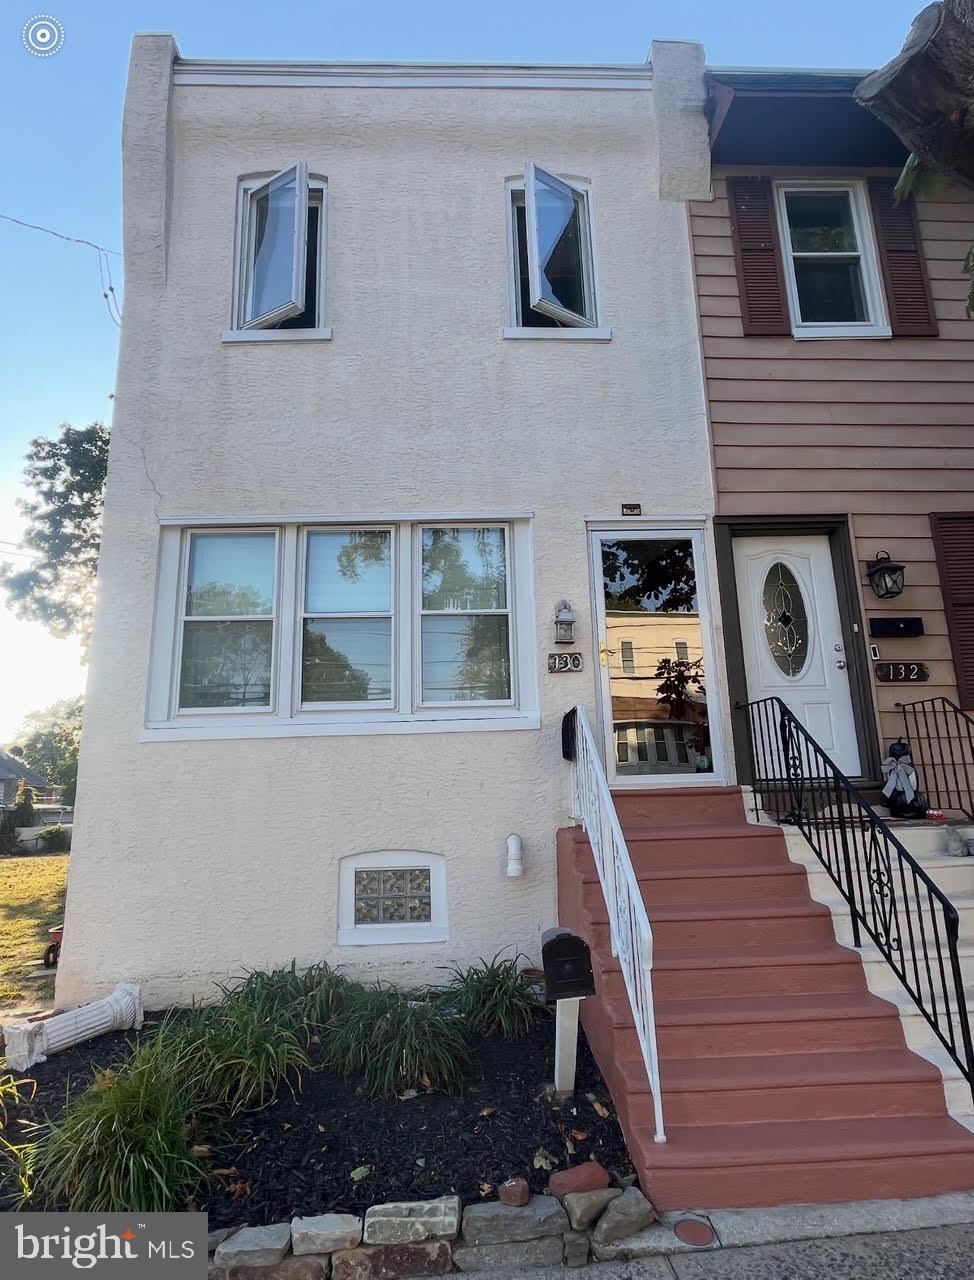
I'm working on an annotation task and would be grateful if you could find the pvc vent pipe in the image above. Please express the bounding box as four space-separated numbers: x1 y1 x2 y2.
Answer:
506 833 524 878
3 982 143 1073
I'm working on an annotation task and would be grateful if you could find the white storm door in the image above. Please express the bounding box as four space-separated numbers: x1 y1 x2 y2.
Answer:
734 535 861 776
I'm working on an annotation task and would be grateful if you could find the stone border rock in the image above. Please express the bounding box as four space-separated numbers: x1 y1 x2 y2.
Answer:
207 1167 676 1277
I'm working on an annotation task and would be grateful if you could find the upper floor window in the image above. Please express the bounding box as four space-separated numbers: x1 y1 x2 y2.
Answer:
773 181 889 340
229 165 328 337
508 164 604 335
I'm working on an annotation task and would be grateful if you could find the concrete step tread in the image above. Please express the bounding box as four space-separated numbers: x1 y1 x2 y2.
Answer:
598 940 862 975
589 897 829 927
611 786 743 799
797 851 974 874
630 1115 974 1168
573 822 784 845
642 1048 945 1094
610 989 900 1029
873 983 974 1018
581 861 804 885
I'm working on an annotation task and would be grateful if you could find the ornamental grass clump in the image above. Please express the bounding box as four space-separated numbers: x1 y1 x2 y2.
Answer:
30 1031 205 1213
445 953 544 1038
324 985 472 1098
191 996 310 1115
222 961 351 1044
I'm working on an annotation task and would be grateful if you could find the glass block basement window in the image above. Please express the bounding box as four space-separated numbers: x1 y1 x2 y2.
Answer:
354 868 433 924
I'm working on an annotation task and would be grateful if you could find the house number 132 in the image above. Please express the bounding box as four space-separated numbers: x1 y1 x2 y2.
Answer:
874 661 929 683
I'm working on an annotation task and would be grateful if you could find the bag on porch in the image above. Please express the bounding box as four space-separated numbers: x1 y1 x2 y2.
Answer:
880 740 927 819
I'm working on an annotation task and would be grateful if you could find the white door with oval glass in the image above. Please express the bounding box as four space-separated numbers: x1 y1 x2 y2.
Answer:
734 535 860 776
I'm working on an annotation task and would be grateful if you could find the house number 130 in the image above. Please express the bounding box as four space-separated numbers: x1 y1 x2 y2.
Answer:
548 652 583 673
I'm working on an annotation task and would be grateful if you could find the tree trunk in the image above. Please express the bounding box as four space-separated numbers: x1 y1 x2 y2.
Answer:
855 2 974 192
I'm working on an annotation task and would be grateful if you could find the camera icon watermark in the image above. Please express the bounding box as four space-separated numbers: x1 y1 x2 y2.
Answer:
22 14 64 57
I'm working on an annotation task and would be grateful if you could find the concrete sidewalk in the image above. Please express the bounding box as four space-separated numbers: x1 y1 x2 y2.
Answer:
489 1222 974 1278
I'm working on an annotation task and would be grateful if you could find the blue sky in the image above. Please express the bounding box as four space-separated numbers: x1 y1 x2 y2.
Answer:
0 0 923 738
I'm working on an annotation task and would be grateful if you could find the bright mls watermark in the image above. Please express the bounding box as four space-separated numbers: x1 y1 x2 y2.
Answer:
22 14 64 57
1 1214 207 1277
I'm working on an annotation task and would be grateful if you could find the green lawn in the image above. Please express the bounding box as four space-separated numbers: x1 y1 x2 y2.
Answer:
0 856 69 1008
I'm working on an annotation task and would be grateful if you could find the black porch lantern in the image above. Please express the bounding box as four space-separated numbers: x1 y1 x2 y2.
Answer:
866 551 905 600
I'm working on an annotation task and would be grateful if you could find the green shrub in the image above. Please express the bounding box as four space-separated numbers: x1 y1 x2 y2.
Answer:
12 782 35 830
325 986 472 1098
0 1072 36 1205
225 961 350 1042
30 1035 204 1212
445 953 544 1039
192 997 310 1114
38 825 69 853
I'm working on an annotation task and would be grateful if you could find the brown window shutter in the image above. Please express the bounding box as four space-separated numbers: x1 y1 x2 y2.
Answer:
867 178 939 337
931 512 974 710
726 177 790 336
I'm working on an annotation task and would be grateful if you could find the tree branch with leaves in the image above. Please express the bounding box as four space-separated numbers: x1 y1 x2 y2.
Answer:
0 423 109 647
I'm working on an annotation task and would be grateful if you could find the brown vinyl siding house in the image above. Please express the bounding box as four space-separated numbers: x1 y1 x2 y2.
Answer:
693 69 974 790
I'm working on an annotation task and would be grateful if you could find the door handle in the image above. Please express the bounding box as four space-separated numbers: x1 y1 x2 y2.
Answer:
835 659 847 669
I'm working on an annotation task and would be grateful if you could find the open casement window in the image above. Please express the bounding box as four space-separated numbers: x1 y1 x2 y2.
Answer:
522 163 597 327
239 163 309 330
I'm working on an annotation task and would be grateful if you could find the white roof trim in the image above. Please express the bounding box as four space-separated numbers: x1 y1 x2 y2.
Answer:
172 59 653 90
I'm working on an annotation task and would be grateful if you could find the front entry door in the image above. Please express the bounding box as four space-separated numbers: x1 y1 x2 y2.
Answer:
592 529 723 785
733 534 861 775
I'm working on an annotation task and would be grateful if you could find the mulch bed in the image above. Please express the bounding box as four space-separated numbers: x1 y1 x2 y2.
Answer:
5 1015 633 1226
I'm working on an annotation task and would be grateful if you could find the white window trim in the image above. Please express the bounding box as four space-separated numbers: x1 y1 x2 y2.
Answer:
773 180 891 341
503 174 610 341
145 517 539 741
224 169 331 342
338 850 448 946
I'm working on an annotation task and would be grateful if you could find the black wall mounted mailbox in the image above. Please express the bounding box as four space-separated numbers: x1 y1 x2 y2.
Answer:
541 928 595 1002
868 617 925 639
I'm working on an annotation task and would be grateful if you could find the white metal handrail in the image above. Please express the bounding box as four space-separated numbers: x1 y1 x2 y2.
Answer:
569 705 666 1143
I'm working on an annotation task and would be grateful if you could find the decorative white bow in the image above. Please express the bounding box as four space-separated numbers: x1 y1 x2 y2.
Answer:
881 754 918 804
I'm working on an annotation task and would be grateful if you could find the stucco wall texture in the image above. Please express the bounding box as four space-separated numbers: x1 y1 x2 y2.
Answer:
57 39 716 1008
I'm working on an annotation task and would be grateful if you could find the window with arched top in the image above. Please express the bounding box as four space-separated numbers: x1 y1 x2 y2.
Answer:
338 850 448 946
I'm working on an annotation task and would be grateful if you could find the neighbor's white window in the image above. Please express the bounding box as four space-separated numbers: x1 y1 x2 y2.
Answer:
773 181 889 340
229 165 329 336
507 164 603 333
147 520 538 737
620 639 635 675
177 531 278 711
338 851 448 946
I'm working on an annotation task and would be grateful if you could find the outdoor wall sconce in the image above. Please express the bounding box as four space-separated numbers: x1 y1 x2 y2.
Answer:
554 600 576 645
866 551 906 600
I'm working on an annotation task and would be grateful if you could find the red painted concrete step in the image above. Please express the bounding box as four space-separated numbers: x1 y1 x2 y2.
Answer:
555 786 974 1210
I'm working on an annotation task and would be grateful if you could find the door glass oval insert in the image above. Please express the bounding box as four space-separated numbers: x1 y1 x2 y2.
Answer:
762 562 809 677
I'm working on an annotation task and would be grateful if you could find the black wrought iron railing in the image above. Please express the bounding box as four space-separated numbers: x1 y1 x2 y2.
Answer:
899 697 974 822
743 695 974 1100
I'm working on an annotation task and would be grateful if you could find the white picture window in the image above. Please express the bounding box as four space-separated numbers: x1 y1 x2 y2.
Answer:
338 851 448 946
232 164 329 334
147 519 538 738
508 165 600 331
177 531 278 711
773 181 889 340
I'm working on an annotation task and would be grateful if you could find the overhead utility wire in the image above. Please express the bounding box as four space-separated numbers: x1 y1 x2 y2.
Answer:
0 212 122 327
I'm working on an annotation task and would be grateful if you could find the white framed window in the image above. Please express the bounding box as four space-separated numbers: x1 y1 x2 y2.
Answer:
620 639 635 675
418 526 512 706
338 851 448 946
176 529 280 712
225 166 331 341
773 181 890 340
674 640 689 663
505 165 609 340
300 528 395 709
146 517 539 740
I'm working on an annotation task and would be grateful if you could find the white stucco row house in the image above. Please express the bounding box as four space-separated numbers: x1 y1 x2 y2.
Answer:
57 35 720 1007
